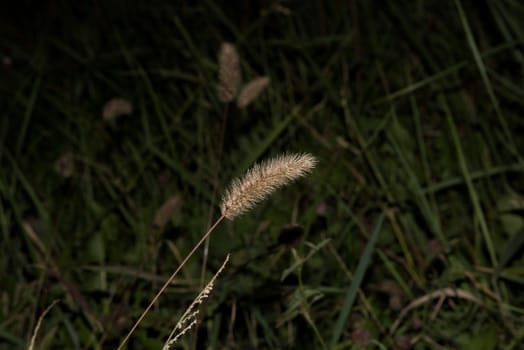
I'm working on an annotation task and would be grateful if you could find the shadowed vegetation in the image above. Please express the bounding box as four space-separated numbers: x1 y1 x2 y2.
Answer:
1 1 524 349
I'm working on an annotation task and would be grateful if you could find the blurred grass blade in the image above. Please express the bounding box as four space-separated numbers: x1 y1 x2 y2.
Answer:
505 321 524 350
280 238 331 281
442 96 498 266
330 211 385 347
455 0 517 156
238 107 299 173
376 249 413 299
495 226 524 277
0 327 25 348
16 74 41 156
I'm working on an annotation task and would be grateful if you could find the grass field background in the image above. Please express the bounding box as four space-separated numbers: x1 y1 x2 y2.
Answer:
1 1 524 349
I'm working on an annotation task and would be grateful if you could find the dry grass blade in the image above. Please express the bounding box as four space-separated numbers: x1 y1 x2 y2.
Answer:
237 76 270 108
221 153 317 220
28 300 59 350
163 254 230 350
389 287 484 335
218 42 241 102
117 217 225 350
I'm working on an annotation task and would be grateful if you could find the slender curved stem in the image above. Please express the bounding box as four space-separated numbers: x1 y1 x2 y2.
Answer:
117 215 225 350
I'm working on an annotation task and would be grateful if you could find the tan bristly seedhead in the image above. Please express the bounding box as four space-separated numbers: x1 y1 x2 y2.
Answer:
221 153 317 220
236 76 270 108
218 42 241 103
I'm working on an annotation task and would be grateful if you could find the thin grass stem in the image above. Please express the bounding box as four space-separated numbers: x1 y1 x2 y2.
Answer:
117 215 225 350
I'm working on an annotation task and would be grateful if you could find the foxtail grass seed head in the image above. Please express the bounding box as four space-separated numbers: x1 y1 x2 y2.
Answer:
163 254 230 350
236 76 270 108
220 153 317 220
54 152 75 178
153 195 182 230
102 97 133 121
218 42 241 103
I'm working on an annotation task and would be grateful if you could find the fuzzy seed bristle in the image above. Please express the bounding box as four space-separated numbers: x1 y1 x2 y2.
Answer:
220 153 317 220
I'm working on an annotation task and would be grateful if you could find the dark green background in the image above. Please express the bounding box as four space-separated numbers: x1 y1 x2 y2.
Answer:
1 1 524 349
